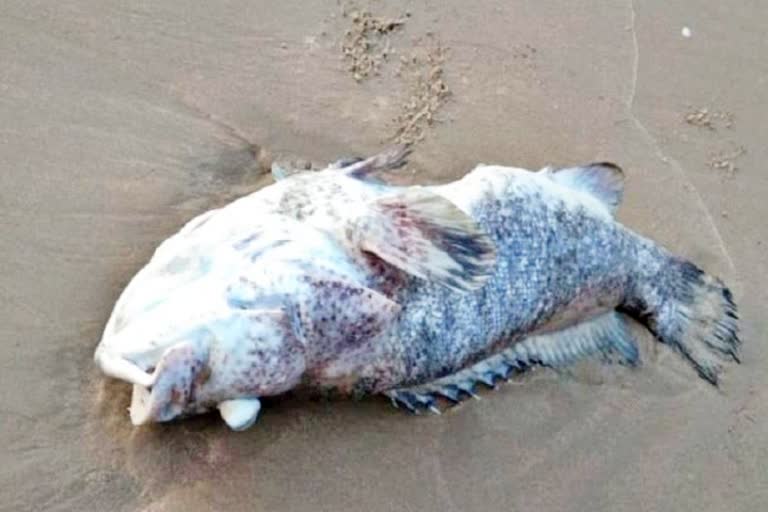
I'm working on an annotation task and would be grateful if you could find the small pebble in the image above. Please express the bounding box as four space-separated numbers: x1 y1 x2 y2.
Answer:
682 26 692 38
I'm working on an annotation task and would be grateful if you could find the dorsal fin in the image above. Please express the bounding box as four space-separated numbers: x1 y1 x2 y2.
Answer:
545 162 625 214
271 145 411 182
270 162 305 181
345 144 411 180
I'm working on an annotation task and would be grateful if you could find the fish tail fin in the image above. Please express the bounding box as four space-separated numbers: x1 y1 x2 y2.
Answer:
628 259 740 385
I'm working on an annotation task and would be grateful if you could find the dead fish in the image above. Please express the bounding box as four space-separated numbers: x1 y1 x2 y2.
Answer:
94 145 740 430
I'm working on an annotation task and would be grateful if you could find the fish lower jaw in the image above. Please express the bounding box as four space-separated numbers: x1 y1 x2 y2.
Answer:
129 383 188 426
129 384 154 426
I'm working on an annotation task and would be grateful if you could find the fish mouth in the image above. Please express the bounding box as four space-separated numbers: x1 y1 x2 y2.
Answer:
127 341 210 425
93 349 187 425
92 349 178 425
129 379 192 426
129 383 156 425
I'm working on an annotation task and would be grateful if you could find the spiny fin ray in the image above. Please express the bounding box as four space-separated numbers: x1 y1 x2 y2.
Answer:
385 312 639 413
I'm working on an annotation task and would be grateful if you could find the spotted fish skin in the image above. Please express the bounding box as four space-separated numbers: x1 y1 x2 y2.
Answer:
307 165 737 395
94 147 739 429
385 167 645 388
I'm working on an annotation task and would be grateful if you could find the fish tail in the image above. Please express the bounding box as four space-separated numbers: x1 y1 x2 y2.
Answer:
627 258 740 385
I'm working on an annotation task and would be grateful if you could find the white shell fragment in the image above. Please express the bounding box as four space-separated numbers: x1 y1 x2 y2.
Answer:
218 399 262 431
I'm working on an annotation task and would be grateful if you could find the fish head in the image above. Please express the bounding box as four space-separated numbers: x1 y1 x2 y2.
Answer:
97 260 311 428
96 201 421 429
95 221 314 428
124 305 306 429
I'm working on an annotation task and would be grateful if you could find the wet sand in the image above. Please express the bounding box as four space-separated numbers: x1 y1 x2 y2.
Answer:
2 2 767 511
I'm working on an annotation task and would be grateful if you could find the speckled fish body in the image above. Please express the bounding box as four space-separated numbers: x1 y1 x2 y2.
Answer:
95 147 739 429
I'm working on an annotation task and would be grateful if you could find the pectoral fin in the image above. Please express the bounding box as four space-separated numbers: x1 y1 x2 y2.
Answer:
348 188 496 292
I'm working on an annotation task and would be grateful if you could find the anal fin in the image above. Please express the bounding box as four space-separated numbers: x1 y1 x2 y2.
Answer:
510 311 639 368
385 312 639 413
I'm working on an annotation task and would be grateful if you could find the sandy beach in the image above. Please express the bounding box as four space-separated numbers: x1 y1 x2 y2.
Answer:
1 2 766 511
